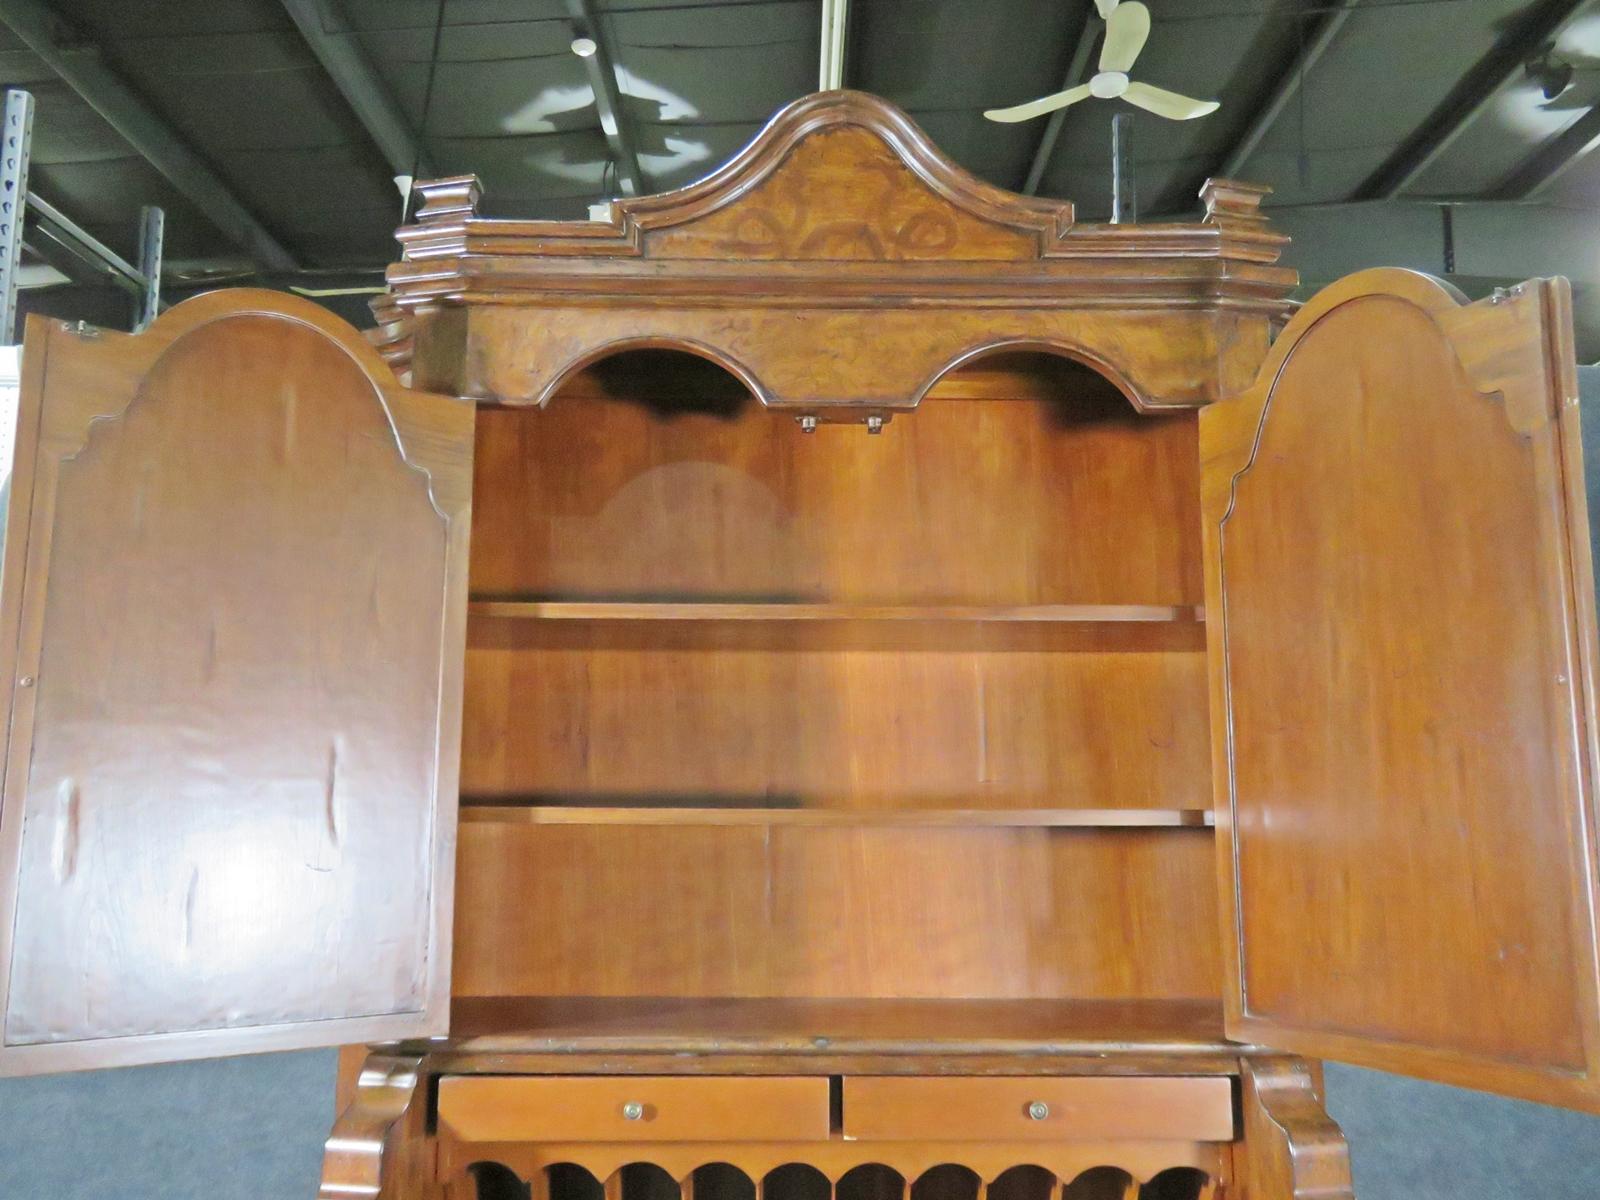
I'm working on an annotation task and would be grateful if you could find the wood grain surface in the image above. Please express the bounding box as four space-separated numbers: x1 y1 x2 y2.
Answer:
1202 270 1600 1111
0 292 475 1074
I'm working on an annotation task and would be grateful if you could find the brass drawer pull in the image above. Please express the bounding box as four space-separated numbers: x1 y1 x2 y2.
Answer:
1026 1101 1050 1121
622 1102 646 1121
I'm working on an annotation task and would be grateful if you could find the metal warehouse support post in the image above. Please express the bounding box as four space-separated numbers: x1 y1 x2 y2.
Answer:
135 205 163 332
1111 112 1135 225
820 0 849 90
0 90 164 343
0 88 34 346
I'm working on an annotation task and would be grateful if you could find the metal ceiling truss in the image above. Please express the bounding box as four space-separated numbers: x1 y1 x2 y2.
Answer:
279 0 434 180
1354 0 1600 200
1213 0 1362 183
0 0 296 272
565 0 643 197
1021 6 1099 197
1496 104 1600 198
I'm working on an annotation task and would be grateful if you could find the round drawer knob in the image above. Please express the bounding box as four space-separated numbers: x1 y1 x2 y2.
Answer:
1026 1101 1050 1121
622 1102 645 1121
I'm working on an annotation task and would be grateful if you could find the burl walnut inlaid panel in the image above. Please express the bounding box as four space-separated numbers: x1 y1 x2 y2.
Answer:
642 127 1042 262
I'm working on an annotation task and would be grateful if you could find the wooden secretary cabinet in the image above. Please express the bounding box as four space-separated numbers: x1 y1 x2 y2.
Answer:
0 91 1595 1198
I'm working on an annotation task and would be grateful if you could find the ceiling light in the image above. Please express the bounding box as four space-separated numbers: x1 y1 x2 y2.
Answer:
571 36 598 58
1527 51 1575 101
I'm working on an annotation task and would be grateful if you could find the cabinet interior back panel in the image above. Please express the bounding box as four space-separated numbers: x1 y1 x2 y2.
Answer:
461 638 1209 809
453 824 1221 1000
454 355 1217 1005
468 356 1203 607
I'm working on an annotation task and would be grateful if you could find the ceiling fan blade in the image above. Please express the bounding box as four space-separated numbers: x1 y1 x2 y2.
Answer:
1095 0 1119 16
983 83 1093 123
1099 1 1150 73
1122 81 1219 120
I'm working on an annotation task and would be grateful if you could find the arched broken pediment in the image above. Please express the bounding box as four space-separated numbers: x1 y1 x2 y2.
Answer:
619 93 1073 261
382 91 1297 415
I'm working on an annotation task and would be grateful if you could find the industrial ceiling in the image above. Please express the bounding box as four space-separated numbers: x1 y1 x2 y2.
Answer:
3 0 1600 349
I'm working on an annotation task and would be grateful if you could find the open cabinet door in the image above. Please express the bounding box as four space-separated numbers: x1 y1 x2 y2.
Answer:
1202 268 1600 1112
0 291 474 1074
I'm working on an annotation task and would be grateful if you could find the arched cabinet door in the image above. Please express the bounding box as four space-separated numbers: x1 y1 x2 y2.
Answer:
1202 268 1600 1112
0 291 474 1074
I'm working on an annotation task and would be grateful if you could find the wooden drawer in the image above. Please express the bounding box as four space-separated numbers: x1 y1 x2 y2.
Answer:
841 1076 1235 1142
437 1075 832 1143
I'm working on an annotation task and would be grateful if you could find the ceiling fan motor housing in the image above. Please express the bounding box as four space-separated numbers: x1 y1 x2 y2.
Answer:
1090 71 1131 100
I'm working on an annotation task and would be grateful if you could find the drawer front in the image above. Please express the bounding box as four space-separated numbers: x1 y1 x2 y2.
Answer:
841 1076 1235 1142
437 1075 832 1143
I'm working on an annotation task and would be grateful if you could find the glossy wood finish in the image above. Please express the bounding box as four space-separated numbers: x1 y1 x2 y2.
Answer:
458 806 1213 828
319 1053 431 1200
463 636 1208 810
1236 1059 1352 1200
462 373 1210 815
1201 269 1600 1111
453 346 1221 1026
840 1077 1234 1142
453 825 1220 1002
0 291 475 1074
441 997 1236 1057
380 93 1295 417
438 1076 832 1143
467 601 1204 625
468 360 1201 608
430 1137 1226 1200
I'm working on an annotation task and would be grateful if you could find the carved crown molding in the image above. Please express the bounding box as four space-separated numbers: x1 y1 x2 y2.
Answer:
383 91 1294 309
396 92 1076 265
374 92 1298 410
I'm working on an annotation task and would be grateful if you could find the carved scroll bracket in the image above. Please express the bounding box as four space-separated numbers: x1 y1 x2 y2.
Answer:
319 1053 432 1200
1239 1057 1354 1200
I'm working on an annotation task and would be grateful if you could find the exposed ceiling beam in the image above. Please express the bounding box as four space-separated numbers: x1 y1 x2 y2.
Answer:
565 0 643 197
1353 0 1599 200
279 0 434 180
0 0 296 270
1022 8 1099 196
1495 103 1600 198
1213 0 1361 182
820 0 850 91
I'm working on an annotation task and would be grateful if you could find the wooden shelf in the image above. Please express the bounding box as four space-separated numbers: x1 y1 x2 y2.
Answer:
436 997 1239 1062
467 600 1207 651
470 599 1204 624
459 802 1214 829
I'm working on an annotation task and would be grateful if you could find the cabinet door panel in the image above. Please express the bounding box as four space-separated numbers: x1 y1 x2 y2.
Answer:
0 291 474 1074
1201 270 1600 1110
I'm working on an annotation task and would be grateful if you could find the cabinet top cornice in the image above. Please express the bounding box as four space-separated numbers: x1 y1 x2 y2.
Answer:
373 91 1298 412
381 91 1294 310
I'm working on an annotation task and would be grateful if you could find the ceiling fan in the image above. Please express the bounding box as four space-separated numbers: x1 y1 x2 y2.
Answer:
984 0 1219 124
